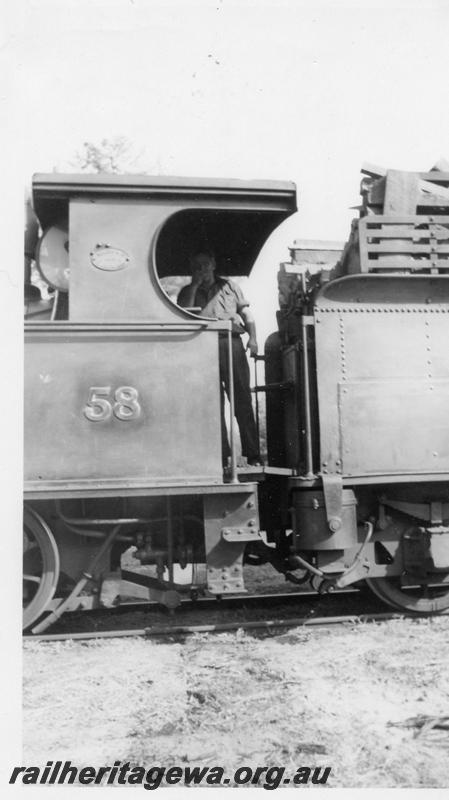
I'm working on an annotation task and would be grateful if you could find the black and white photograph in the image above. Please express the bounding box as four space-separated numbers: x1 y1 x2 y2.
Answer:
2 0 449 795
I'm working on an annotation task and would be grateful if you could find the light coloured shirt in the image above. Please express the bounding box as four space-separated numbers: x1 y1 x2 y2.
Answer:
178 277 249 333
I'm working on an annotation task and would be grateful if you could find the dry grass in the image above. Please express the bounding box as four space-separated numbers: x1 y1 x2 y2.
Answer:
23 616 449 788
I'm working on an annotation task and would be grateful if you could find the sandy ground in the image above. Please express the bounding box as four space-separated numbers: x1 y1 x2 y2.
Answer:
23 615 449 788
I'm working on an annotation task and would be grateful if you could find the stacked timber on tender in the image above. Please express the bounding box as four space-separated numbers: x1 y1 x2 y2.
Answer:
342 160 449 275
278 161 449 319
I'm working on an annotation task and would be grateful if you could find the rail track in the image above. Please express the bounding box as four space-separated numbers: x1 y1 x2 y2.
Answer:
24 587 447 643
24 610 425 643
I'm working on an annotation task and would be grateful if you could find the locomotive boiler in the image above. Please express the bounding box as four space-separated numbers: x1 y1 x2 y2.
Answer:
23 168 449 632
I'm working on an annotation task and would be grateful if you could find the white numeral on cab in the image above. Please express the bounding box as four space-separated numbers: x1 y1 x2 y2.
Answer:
83 386 141 422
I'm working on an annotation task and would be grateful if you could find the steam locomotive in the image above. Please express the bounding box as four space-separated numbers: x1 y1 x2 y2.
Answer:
23 170 449 632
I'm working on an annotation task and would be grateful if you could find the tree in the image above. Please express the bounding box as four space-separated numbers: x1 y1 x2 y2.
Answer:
71 136 147 174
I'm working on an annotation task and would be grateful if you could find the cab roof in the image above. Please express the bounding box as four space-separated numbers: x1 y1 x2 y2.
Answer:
33 172 297 225
32 173 298 277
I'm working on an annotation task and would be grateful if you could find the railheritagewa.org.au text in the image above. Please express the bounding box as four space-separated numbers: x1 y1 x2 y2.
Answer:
9 760 332 790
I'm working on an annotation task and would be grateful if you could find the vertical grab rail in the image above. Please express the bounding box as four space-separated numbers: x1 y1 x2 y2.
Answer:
301 314 314 478
166 497 174 584
301 272 314 479
253 356 260 451
227 327 238 484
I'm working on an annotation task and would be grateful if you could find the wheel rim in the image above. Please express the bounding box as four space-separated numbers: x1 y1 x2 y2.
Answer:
366 576 449 614
23 507 60 629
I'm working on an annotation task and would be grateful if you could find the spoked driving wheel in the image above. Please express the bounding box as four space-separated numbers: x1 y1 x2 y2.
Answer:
23 506 60 630
366 576 449 614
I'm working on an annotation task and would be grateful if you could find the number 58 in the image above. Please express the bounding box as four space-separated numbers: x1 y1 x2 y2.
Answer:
83 386 141 422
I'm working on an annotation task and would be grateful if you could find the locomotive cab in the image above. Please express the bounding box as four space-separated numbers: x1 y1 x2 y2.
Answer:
23 173 297 630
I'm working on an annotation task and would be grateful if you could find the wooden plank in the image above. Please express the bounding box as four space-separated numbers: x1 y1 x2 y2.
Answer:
363 215 449 225
359 256 415 272
366 227 419 239
420 172 449 184
361 164 449 186
361 162 387 178
368 242 449 253
384 170 420 214
419 178 449 197
367 228 449 239
363 258 449 271
417 198 449 208
291 239 345 250
416 178 449 209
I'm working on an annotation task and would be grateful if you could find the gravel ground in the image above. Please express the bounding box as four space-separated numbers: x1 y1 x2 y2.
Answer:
22 615 449 788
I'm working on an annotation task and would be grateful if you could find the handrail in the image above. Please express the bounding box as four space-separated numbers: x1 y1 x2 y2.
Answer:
24 321 227 332
227 328 238 484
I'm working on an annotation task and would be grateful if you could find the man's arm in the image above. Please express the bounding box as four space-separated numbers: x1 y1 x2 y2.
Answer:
240 307 258 357
177 277 201 308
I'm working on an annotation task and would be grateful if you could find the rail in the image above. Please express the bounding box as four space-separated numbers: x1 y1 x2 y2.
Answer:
24 609 446 643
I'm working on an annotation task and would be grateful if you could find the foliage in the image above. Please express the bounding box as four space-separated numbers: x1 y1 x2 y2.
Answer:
71 136 147 174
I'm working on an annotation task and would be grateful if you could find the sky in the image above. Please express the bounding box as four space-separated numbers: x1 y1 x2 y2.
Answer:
11 0 449 234
1 0 449 784
4 0 448 338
